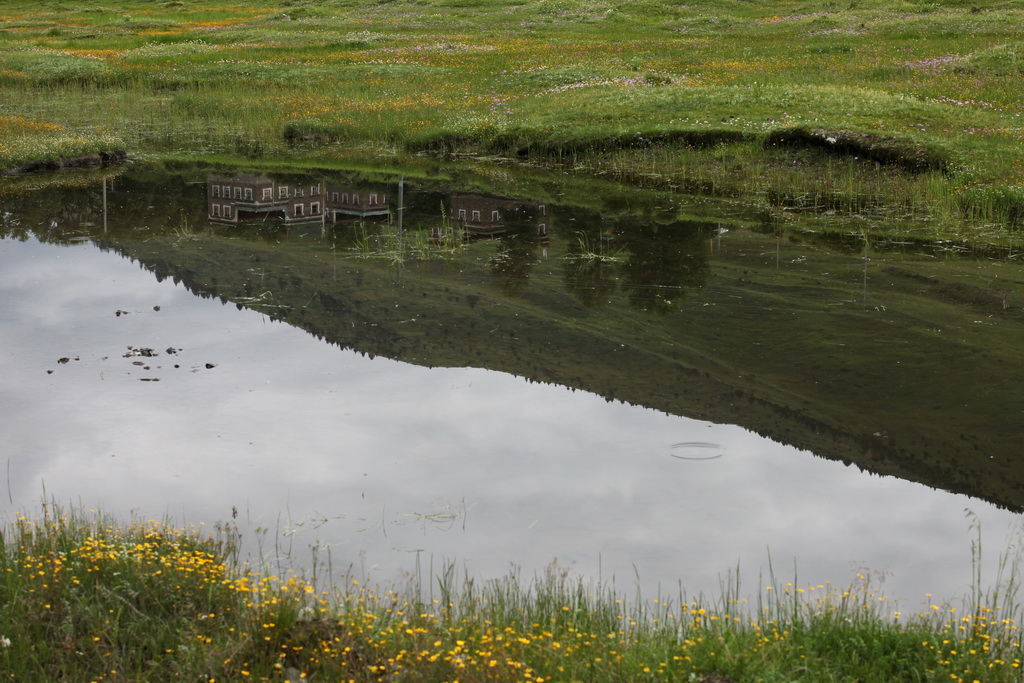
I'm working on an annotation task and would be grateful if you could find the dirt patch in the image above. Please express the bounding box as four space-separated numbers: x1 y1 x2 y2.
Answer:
418 127 947 173
516 129 751 157
417 129 752 158
694 674 737 683
1 149 127 176
282 121 339 145
764 127 950 173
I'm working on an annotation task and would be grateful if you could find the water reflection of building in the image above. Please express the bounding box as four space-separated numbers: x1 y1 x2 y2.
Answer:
208 175 388 225
448 193 549 241
325 185 389 220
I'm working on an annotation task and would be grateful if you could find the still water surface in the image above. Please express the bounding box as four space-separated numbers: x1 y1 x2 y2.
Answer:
1 164 1022 609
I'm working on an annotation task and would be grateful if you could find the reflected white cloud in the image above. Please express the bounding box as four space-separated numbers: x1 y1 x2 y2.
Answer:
0 237 1018 611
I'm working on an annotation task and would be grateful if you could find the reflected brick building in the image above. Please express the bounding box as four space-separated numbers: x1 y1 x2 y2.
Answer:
208 176 387 225
325 185 389 221
207 177 549 247
449 193 549 241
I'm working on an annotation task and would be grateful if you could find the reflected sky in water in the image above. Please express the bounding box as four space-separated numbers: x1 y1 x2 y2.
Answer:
1 235 1019 608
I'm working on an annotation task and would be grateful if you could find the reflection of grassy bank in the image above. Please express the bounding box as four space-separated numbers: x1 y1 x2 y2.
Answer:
4 163 1022 509
3 0 1024 230
2 508 1021 681
100 207 1024 511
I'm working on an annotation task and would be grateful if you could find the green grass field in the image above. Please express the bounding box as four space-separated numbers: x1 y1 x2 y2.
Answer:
2 0 1024 230
2 508 1023 681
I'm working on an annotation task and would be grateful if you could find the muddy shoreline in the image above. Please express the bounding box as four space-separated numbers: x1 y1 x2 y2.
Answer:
1 150 128 176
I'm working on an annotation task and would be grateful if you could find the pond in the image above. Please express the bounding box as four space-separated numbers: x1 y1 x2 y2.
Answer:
1 162 1022 610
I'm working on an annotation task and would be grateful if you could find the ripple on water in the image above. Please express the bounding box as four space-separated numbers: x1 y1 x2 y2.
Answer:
669 442 725 461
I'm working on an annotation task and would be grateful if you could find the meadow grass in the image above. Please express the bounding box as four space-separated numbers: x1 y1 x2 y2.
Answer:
2 506 1024 681
1 0 1024 230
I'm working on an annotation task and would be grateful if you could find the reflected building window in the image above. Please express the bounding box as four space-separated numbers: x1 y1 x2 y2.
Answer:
212 185 221 198
279 186 289 199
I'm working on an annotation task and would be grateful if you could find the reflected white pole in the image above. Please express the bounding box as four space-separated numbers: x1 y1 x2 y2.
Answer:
863 239 869 309
398 173 404 233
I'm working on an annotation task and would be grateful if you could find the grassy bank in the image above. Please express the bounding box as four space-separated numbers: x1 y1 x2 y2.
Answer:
2 508 1022 681
1 0 1024 229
